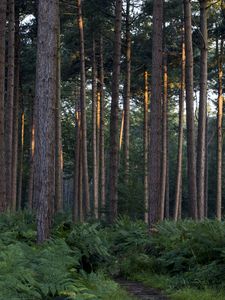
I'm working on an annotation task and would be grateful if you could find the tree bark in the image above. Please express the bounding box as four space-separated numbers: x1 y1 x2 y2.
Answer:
183 0 198 219
34 0 58 243
124 0 131 185
17 109 24 210
77 0 90 218
216 38 223 221
28 95 35 210
99 36 106 218
144 71 149 223
160 53 168 221
148 0 163 226
109 0 123 222
92 36 98 219
174 35 185 221
11 6 20 211
197 0 208 220
5 0 15 208
55 24 63 213
0 0 7 211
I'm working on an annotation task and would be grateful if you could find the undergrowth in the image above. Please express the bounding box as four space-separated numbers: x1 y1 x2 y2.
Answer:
1 212 225 299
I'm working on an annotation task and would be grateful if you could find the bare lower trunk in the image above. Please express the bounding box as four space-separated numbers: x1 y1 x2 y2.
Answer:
160 54 168 221
17 110 24 210
174 36 185 221
109 0 123 222
92 37 98 219
183 0 197 219
55 26 63 212
216 38 223 220
73 108 81 223
0 0 7 211
77 0 90 217
144 71 149 223
11 8 20 211
148 0 163 226
28 98 35 210
34 0 58 243
99 36 106 218
197 0 208 220
124 0 131 184
5 0 15 208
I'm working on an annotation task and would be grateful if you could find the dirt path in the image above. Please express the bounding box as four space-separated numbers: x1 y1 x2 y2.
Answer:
117 278 170 300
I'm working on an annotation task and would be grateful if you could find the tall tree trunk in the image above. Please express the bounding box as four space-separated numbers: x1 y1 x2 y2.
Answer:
183 0 198 219
11 6 20 211
28 95 34 210
148 0 163 226
174 35 185 221
109 0 123 222
124 0 131 184
5 0 15 209
0 0 7 211
119 110 125 151
73 106 81 223
55 25 63 212
77 0 90 218
17 108 24 210
99 36 106 218
92 36 98 219
34 0 58 243
216 38 223 220
160 53 168 221
197 0 208 220
205 115 208 217
144 71 149 223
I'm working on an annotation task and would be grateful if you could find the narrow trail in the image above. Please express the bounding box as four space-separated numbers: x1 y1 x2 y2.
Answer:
117 278 170 300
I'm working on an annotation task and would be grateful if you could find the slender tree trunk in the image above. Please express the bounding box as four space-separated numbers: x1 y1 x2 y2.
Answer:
183 0 198 219
205 115 208 217
160 53 168 221
174 35 185 221
28 97 34 210
73 107 81 223
34 0 58 243
148 0 163 226
124 0 131 184
78 138 83 222
5 0 15 208
216 38 223 220
17 109 24 210
109 0 123 222
144 71 149 223
55 24 63 212
92 37 98 219
119 111 125 151
77 0 90 218
197 0 208 220
11 7 20 211
99 36 106 218
0 0 7 211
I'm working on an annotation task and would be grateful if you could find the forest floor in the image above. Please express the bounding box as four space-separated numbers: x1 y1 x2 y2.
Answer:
116 278 170 300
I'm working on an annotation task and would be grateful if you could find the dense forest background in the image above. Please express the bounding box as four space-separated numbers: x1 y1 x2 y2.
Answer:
0 0 225 240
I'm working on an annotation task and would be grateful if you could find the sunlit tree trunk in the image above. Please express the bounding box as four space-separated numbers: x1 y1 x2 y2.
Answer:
34 0 58 243
28 95 34 210
216 38 223 221
144 71 149 223
197 0 208 220
174 35 185 221
5 0 15 208
148 0 163 226
77 0 90 217
109 0 122 222
0 0 7 211
183 0 197 219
